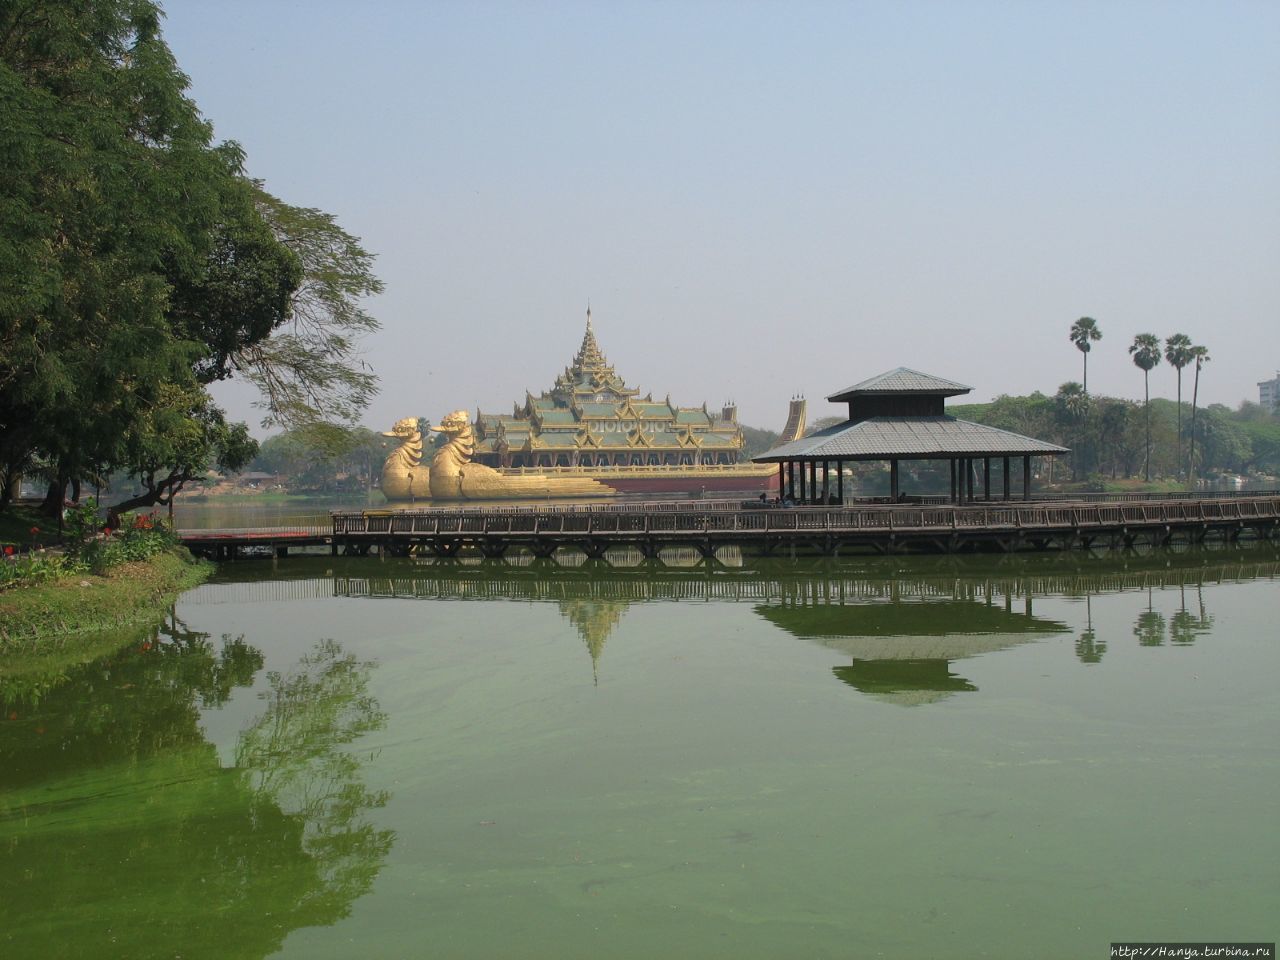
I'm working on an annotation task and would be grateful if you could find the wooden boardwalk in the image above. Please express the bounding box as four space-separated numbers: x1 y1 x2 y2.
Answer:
326 495 1280 558
172 492 1280 560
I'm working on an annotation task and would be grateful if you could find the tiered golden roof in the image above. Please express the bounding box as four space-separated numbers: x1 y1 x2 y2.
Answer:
473 309 745 469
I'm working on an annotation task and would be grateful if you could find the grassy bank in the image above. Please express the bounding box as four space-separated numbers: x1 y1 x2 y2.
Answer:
0 548 211 651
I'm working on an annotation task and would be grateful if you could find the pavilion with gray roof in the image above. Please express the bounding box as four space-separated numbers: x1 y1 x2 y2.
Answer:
753 367 1068 504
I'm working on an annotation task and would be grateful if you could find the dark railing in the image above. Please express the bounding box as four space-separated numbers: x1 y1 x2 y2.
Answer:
331 494 1280 538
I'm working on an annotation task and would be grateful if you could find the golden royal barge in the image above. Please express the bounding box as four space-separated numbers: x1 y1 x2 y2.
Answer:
380 310 805 502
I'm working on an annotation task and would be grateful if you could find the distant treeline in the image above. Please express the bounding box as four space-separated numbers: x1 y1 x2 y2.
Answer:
947 390 1279 483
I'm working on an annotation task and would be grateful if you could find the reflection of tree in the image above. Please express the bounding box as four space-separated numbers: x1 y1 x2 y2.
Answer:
1075 595 1105 663
1076 627 1106 663
1169 583 1214 646
236 639 394 914
1134 588 1166 647
0 613 262 788
0 637 392 960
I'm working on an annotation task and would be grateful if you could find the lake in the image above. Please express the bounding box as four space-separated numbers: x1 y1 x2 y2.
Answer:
2 545 1277 959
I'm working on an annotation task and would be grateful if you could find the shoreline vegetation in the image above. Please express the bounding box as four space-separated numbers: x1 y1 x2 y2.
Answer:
0 550 211 681
2 498 212 672
0 548 211 645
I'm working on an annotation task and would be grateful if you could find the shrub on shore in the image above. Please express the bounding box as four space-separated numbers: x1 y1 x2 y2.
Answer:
1 501 177 592
0 549 210 650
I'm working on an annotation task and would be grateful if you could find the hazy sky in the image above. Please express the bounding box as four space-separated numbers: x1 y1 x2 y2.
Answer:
159 0 1280 435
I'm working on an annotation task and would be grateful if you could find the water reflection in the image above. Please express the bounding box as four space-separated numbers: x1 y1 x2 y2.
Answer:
756 598 1069 706
1134 588 1167 647
194 544 1280 700
0 624 392 959
0 614 262 787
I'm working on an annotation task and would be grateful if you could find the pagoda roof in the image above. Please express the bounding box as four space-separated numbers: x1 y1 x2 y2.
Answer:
674 409 711 425
471 309 742 457
753 416 1068 462
827 367 972 402
534 408 577 426
548 308 638 397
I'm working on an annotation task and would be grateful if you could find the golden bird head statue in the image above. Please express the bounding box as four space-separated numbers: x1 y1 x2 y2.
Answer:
381 417 421 440
433 410 473 437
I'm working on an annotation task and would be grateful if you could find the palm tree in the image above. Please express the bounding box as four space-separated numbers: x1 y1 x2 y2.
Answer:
1164 333 1194 478
1129 334 1161 481
1069 317 1102 394
1055 382 1089 478
1187 344 1210 481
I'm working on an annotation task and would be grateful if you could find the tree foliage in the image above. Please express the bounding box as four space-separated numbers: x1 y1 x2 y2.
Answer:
1129 334 1162 481
233 188 383 430
250 425 388 494
0 1 381 517
1164 333 1194 478
1068 317 1102 394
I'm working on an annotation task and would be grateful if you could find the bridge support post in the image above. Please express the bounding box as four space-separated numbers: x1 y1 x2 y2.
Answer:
432 539 462 558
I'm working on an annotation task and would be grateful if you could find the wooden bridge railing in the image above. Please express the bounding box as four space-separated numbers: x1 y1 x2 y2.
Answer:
331 495 1280 538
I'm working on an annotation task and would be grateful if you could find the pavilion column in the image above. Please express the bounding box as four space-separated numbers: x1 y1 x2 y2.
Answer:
983 458 991 501
787 461 795 500
837 461 844 504
799 461 807 503
890 459 899 501
965 459 974 502
949 459 957 503
1022 455 1031 500
822 461 830 503
1003 457 1011 500
778 463 785 498
809 461 818 504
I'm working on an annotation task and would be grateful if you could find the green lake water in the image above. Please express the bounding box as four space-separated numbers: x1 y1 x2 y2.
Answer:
2 546 1277 959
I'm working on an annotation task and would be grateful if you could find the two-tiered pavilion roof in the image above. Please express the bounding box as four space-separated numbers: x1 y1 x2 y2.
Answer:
753 368 1067 503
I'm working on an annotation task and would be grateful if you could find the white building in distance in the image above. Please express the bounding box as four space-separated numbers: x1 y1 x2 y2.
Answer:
1260 372 1280 413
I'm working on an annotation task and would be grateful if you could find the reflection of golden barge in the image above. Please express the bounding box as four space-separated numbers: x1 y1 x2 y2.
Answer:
381 310 804 502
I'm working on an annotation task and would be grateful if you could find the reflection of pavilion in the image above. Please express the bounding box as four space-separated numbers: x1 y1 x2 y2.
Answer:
756 599 1069 706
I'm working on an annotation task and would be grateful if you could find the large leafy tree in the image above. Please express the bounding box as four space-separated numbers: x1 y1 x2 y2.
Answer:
0 1 380 517
1054 382 1090 478
1164 333 1194 478
0 0 280 510
1068 317 1102 395
1128 334 1162 480
107 384 258 523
